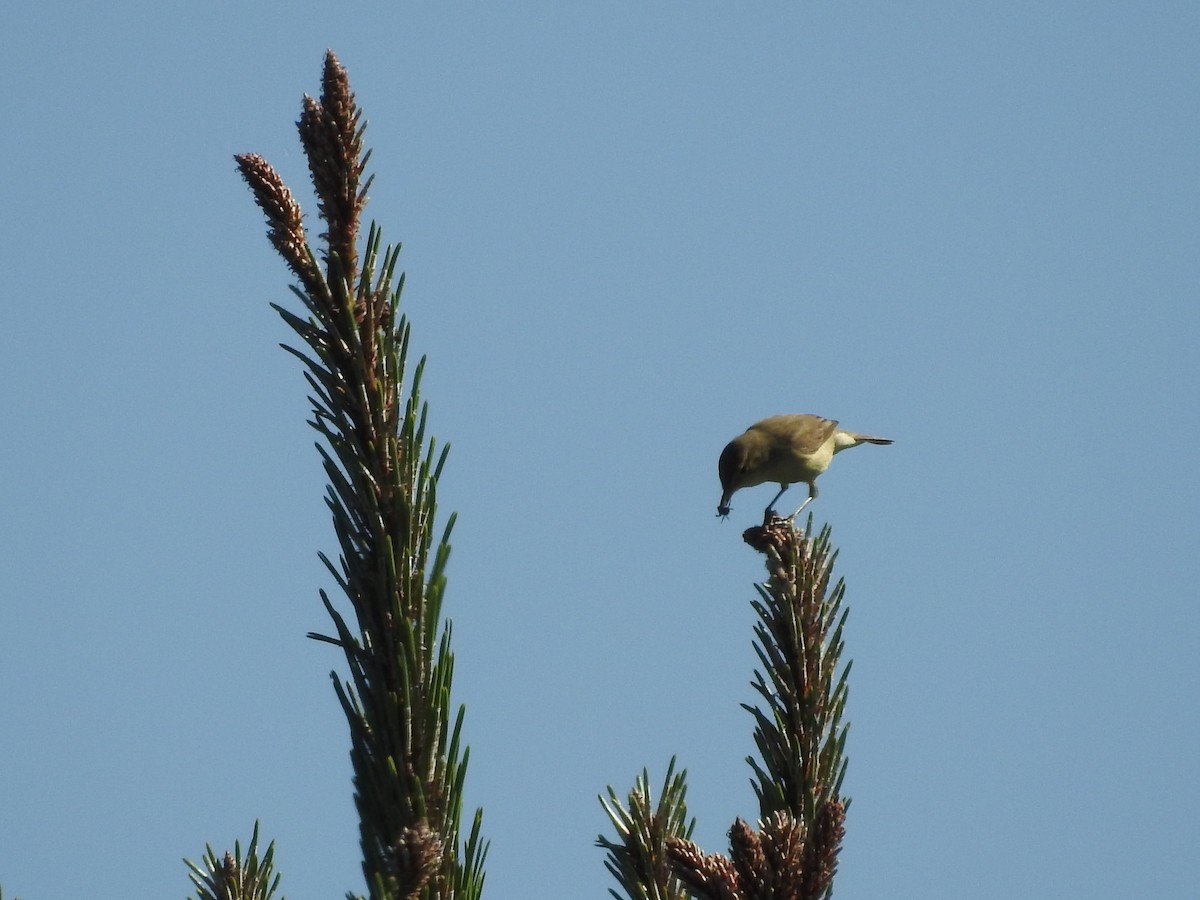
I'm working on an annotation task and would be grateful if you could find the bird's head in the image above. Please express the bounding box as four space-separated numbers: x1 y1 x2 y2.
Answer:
716 438 748 517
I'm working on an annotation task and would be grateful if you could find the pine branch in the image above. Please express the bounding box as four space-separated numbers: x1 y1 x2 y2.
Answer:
185 822 283 900
662 515 850 900
742 516 850 830
598 759 696 900
235 51 485 900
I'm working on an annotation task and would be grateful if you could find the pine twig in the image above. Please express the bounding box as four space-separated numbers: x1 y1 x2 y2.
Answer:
235 51 485 900
598 758 696 900
185 822 283 900
663 515 851 900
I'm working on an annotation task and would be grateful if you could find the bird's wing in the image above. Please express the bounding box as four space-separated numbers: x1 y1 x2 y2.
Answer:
754 414 839 455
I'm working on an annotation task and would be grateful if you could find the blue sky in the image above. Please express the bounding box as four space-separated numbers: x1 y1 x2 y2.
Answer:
2 2 1198 898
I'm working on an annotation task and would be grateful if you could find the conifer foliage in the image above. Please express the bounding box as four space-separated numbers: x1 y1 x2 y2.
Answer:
228 51 486 900
601 516 850 900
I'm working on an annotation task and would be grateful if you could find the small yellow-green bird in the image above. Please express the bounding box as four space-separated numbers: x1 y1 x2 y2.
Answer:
717 414 893 519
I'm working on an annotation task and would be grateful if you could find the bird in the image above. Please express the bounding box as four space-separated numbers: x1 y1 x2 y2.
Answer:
717 414 892 519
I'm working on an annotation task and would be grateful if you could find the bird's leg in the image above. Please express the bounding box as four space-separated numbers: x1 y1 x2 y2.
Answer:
763 483 790 518
786 484 817 522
